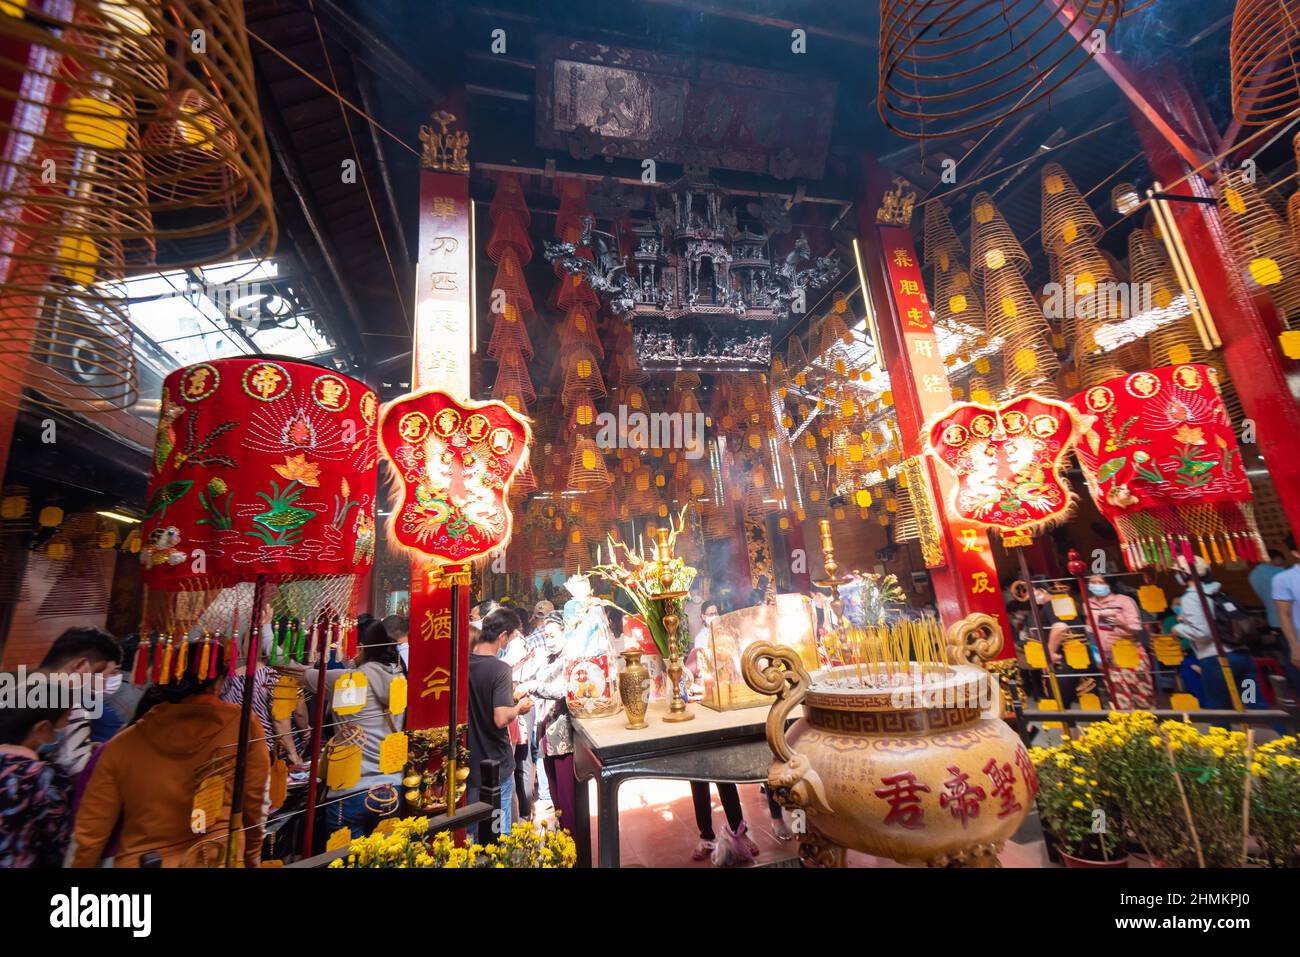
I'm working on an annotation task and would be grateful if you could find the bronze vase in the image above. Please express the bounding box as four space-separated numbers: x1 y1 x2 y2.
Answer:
619 649 650 729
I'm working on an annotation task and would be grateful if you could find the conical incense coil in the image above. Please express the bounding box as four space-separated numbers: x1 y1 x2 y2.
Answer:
486 303 534 361
616 348 648 385
489 171 530 228
1 0 276 269
564 388 600 431
1111 182 1143 216
486 209 533 264
491 344 536 408
969 192 1029 279
923 201 963 266
1040 162 1102 253
1230 0 1300 127
933 262 985 336
1216 168 1300 329
878 0 1121 139
559 305 604 355
567 436 613 491
785 335 812 387
983 267 1059 395
1128 228 1203 367
560 343 607 400
489 248 535 320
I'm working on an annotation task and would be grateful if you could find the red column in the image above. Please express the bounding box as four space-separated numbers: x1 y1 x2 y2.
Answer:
1133 80 1300 538
854 156 1012 648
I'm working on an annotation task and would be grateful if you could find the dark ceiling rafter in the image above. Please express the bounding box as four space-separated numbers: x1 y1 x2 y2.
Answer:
257 71 367 366
641 0 877 48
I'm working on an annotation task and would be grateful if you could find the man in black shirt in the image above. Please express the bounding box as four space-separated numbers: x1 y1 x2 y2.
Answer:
467 607 532 840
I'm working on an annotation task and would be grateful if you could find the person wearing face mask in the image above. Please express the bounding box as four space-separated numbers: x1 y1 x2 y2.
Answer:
33 628 123 779
0 678 73 868
383 615 410 672
1059 574 1154 710
1018 579 1081 709
514 613 575 832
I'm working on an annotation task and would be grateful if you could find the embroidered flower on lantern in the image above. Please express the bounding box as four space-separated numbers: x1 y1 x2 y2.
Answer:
284 413 316 448
1173 424 1205 446
273 453 322 487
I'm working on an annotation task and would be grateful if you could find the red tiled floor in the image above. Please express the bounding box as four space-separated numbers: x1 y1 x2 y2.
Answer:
532 778 1050 868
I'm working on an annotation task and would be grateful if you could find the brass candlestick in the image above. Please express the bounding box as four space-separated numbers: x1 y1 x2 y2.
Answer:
653 527 693 723
812 519 852 625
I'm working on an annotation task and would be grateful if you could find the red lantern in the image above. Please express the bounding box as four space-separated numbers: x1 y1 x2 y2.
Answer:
141 358 380 589
378 390 531 568
926 392 1080 533
1070 365 1265 569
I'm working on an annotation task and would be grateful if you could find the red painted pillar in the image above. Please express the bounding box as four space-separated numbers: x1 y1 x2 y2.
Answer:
854 156 1012 649
1133 79 1300 538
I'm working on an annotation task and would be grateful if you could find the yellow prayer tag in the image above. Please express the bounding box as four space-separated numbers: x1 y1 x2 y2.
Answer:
1111 639 1140 669
378 732 408 775
333 671 369 716
191 774 225 835
389 675 408 715
326 827 353 852
1051 593 1078 621
375 817 402 834
1170 692 1200 711
269 760 288 808
1064 639 1090 669
1037 698 1064 731
1138 584 1168 614
1153 635 1184 667
1078 692 1101 711
1023 640 1047 669
271 674 299 721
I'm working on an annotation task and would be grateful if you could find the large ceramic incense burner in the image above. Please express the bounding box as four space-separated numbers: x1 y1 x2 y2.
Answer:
741 615 1035 867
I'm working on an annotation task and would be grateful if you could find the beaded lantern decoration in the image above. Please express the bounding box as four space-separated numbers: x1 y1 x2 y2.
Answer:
1230 0 1300 127
1070 365 1266 570
878 0 1122 139
137 359 380 676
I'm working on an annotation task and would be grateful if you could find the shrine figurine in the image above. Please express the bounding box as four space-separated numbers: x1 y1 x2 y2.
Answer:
561 573 621 717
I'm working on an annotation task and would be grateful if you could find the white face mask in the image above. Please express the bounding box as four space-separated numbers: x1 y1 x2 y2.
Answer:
398 643 409 667
103 674 123 696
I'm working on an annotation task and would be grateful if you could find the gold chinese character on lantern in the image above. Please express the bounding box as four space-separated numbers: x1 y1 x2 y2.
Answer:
420 609 452 642
421 666 451 700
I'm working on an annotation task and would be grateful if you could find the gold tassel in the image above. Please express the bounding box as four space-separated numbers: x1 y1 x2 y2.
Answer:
197 635 211 680
1224 534 1238 563
175 636 189 681
1210 536 1224 566
160 640 174 685
1197 535 1211 565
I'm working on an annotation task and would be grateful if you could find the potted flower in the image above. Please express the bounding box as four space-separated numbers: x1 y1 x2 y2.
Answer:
1251 734 1300 867
1030 739 1127 867
329 818 577 869
1090 712 1248 867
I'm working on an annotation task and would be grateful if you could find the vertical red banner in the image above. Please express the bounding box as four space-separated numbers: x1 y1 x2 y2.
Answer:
876 225 1012 653
406 167 474 730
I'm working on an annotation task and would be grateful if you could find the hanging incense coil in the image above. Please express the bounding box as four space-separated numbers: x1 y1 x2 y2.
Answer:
878 0 1122 140
491 343 536 411
1230 0 1300 127
1111 182 1143 216
1128 228 1203 366
1040 163 1103 253
489 248 535 320
560 343 607 399
983 266 1059 396
562 538 589 576
616 347 648 385
923 201 963 266
559 305 604 355
1216 168 1300 328
486 301 534 361
933 262 985 337
565 388 600 431
567 435 613 490
486 209 533 264
969 193 1030 279
0 0 275 270
489 171 530 228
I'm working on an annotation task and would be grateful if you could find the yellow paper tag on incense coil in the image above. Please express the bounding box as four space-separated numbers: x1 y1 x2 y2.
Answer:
1023 640 1047 669
378 732 408 775
325 745 362 790
332 672 368 716
271 674 299 721
325 827 353 852
1064 639 1090 670
269 760 288 808
389 675 407 715
1138 584 1168 614
1170 692 1200 711
1077 692 1101 711
1111 639 1140 669
1153 635 1184 667
191 774 225 835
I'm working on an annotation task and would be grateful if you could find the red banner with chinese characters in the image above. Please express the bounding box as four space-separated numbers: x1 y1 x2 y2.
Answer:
1070 365 1265 569
141 358 379 590
406 166 477 731
877 225 1010 651
926 393 1080 534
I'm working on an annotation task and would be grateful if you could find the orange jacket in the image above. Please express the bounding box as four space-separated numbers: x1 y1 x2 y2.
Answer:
72 693 269 868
